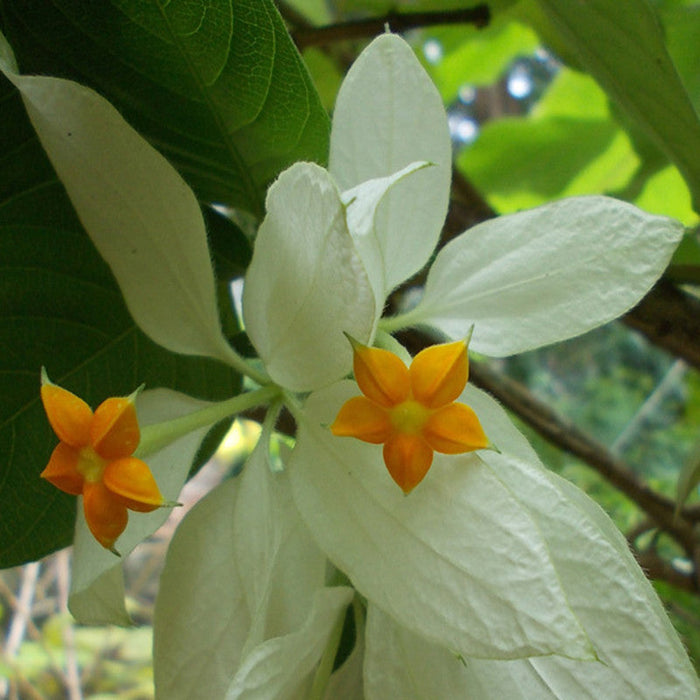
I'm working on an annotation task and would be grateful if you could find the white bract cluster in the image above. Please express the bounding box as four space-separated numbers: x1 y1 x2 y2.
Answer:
3 29 698 698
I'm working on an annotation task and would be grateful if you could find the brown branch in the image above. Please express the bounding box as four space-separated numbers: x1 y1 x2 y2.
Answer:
465 357 697 552
276 1 314 31
633 547 698 593
623 279 700 371
286 6 491 50
396 327 696 552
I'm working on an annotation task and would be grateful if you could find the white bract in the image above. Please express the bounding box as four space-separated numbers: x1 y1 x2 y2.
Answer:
4 28 696 698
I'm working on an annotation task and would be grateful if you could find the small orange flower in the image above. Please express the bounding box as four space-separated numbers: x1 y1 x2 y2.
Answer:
40 370 166 553
331 339 489 493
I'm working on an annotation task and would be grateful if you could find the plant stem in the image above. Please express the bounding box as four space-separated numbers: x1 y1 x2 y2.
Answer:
136 384 281 457
307 603 348 700
378 308 424 334
218 344 270 385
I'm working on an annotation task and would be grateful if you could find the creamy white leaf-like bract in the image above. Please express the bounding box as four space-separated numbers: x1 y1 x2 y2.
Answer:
0 46 236 364
330 33 452 294
289 381 592 662
413 196 683 356
243 162 375 391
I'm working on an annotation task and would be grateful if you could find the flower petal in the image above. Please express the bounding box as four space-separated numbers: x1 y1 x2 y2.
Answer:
40 379 92 448
103 457 164 512
82 480 128 551
90 395 140 459
70 389 214 625
423 402 489 454
41 442 84 495
331 396 393 444
409 340 468 409
352 342 410 407
383 433 433 494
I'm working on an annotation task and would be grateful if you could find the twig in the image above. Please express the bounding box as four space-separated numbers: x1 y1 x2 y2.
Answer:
667 264 700 286
56 550 83 700
3 562 40 657
633 547 698 593
623 279 700 371
1 562 41 698
612 359 687 455
286 6 491 50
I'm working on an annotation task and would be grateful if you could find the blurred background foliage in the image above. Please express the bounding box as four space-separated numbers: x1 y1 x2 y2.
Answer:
2 0 699 696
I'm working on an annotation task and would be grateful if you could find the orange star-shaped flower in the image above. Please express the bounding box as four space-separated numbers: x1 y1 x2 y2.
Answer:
331 339 488 493
40 370 166 553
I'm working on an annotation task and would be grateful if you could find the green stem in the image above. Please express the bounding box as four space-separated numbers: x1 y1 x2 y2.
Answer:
218 344 270 385
136 384 281 458
307 603 348 700
378 308 424 334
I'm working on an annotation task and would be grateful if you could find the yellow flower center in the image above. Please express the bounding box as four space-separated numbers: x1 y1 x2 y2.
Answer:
76 446 107 483
389 399 432 435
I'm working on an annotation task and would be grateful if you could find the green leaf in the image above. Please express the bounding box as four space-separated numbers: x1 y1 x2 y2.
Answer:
531 0 700 213
426 20 539 102
459 69 640 213
661 2 700 111
636 166 698 225
0 0 330 217
460 116 621 209
0 74 239 569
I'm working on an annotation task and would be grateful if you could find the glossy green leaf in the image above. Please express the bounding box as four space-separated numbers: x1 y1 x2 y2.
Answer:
636 166 698 225
0 73 239 569
660 2 700 110
461 117 623 211
0 0 330 216
532 0 700 212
